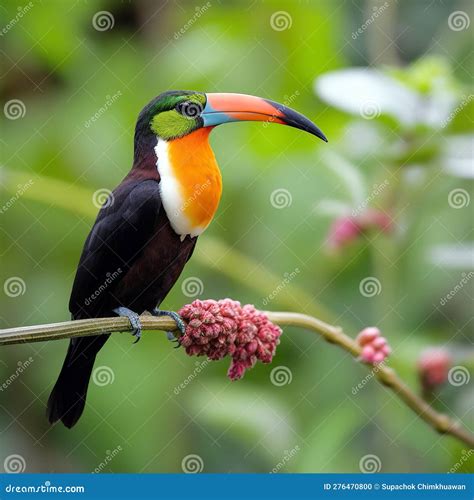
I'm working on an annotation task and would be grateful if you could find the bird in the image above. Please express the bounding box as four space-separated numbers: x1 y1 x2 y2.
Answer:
47 91 327 428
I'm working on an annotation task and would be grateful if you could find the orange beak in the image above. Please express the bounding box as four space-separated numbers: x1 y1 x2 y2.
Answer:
202 93 327 142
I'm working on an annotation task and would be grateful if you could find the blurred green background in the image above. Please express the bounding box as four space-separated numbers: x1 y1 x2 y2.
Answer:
1 0 473 473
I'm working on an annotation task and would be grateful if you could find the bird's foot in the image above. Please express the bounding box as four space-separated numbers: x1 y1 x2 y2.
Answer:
151 309 185 346
114 307 142 344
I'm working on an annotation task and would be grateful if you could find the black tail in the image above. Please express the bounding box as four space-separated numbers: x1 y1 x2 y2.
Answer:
47 335 109 428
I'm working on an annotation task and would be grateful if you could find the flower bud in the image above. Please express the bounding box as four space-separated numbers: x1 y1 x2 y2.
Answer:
179 299 282 380
356 327 391 365
418 348 451 391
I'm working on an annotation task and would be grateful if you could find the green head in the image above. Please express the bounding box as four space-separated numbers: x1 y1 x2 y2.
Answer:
141 91 206 141
134 90 327 160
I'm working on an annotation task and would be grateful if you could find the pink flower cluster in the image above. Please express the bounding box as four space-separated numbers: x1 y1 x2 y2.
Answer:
356 327 391 364
327 210 392 250
178 299 282 381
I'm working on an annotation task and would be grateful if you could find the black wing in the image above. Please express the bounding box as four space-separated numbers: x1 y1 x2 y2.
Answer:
69 179 162 319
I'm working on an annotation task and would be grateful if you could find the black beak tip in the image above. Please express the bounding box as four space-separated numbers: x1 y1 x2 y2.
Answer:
269 100 328 143
313 127 328 143
291 119 328 143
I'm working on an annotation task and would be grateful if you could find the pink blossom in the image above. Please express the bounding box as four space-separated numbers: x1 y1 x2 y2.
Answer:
356 326 391 364
178 299 282 381
327 217 361 248
418 348 451 390
327 209 393 250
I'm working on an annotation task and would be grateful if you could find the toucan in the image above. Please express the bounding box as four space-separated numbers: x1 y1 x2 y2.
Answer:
47 91 327 428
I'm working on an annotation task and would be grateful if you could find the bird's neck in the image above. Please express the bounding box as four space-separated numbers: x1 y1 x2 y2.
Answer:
155 128 222 239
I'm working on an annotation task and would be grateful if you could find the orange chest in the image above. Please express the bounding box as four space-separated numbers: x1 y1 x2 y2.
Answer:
157 129 222 237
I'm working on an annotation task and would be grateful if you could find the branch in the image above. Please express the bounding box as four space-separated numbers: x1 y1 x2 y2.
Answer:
1 310 472 448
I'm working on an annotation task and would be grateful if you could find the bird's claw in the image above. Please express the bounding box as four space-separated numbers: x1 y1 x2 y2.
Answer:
152 309 186 344
113 307 142 343
167 334 181 349
166 331 177 342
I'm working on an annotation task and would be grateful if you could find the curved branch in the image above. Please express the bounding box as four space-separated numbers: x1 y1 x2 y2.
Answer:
0 316 176 345
1 310 472 448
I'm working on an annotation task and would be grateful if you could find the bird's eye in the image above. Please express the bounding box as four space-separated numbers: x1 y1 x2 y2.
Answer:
176 101 203 119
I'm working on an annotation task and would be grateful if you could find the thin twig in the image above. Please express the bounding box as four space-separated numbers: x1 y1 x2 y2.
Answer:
1 311 472 448
264 312 474 448
0 316 176 345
